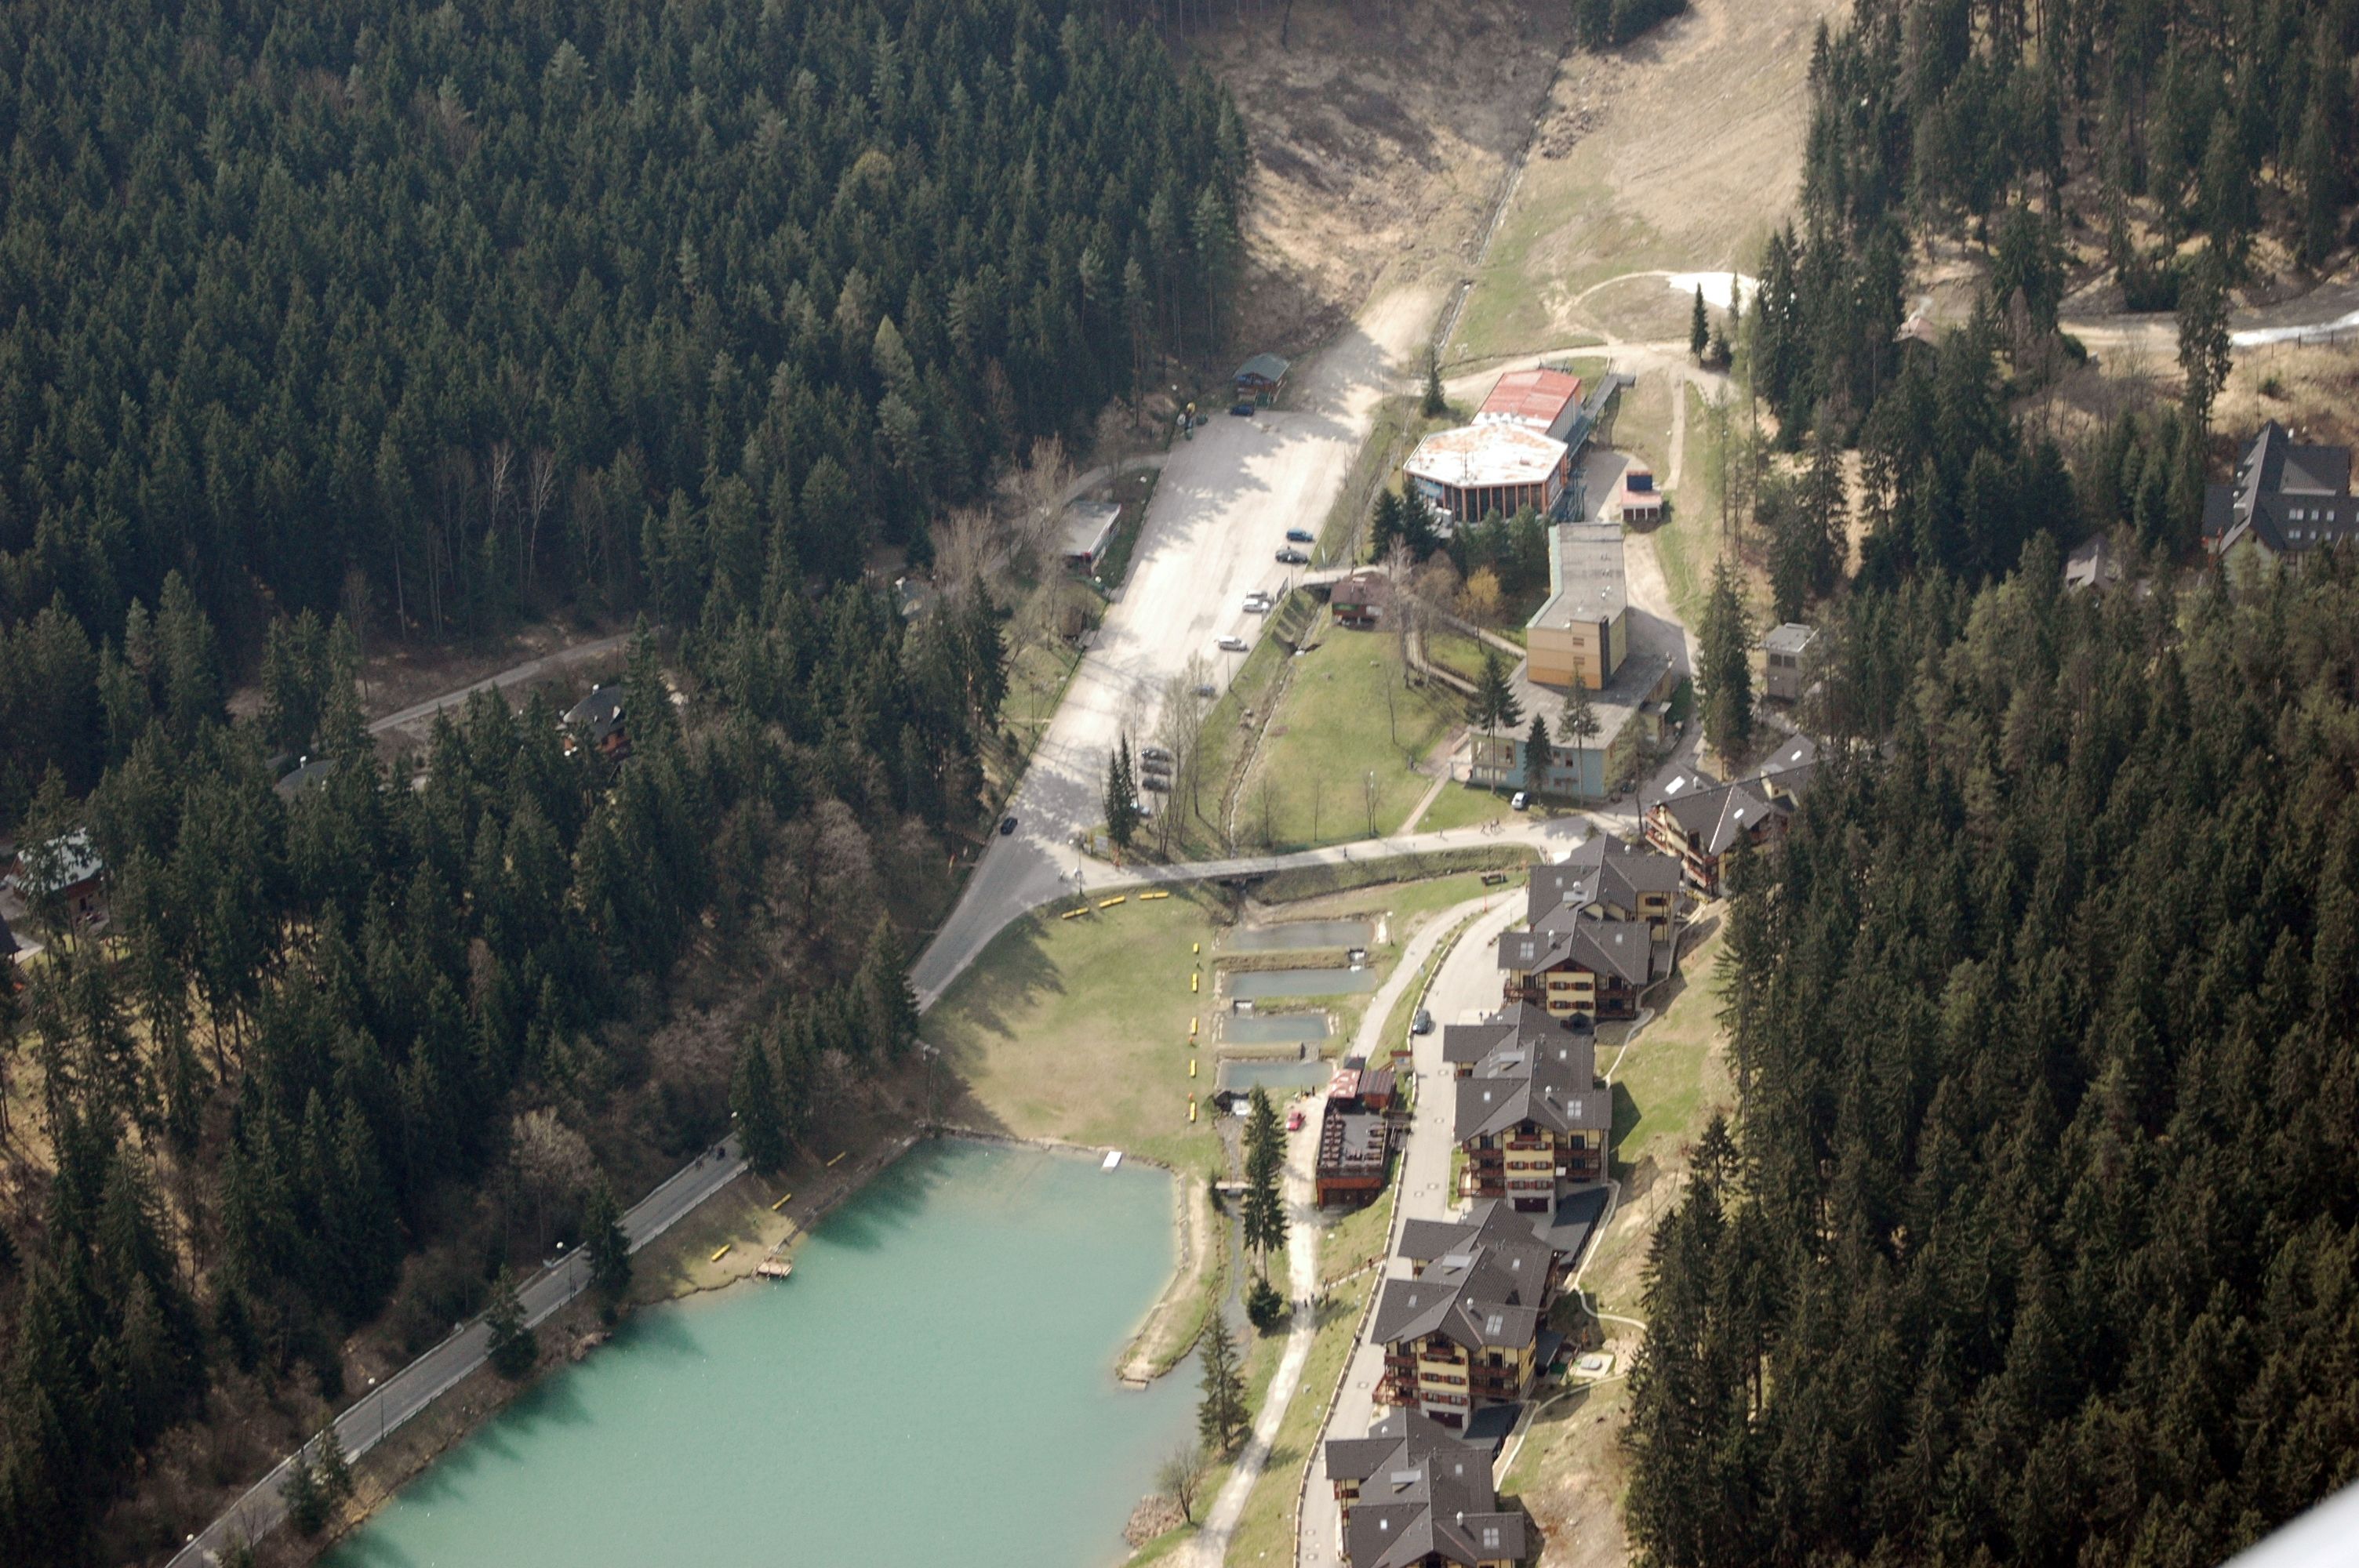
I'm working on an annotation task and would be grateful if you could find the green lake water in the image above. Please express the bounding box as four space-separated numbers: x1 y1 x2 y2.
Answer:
327 1139 1193 1568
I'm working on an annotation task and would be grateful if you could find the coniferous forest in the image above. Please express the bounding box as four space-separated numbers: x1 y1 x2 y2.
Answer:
1628 556 2359 1568
0 2 1244 1563
1627 0 2359 1560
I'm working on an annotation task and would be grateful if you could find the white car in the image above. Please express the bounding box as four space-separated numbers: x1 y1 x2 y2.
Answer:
1244 598 1272 614
1510 790 1529 811
1216 634 1249 652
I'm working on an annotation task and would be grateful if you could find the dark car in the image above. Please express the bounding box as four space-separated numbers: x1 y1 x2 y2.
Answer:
1230 401 1256 416
1412 1007 1434 1036
998 815 1018 836
1285 528 1314 543
1275 547 1309 565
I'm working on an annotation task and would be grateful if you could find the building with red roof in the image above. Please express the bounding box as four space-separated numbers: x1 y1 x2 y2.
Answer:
1475 368 1583 443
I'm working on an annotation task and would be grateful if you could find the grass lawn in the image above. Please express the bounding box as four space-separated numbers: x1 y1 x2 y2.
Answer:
1416 780 1516 833
1587 921 1734 1320
1317 1187 1399 1288
1424 628 1490 685
923 870 1519 1169
1231 634 1461 853
1225 1269 1377 1568
1170 601 1304 860
923 887 1231 1173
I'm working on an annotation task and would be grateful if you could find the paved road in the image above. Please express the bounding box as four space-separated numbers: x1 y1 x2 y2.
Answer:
366 631 633 738
911 812 1588 1012
173 1137 748 1567
1297 895 1530 1568
909 284 1443 1006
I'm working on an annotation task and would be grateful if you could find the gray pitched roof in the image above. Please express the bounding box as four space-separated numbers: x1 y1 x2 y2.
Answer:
1236 352 1291 382
1454 1031 1609 1144
1648 773 1788 856
1527 836 1681 924
1440 1001 1559 1067
1373 1234 1553 1352
564 682 627 743
2207 421 2359 554
1330 1396 1528 1555
1498 912 1654 985
5 830 104 898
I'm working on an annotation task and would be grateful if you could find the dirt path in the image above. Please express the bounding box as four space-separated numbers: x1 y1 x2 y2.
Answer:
1190 1116 1322 1567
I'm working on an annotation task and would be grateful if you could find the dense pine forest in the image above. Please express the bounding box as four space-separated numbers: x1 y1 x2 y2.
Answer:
0 2 1244 1563
1628 556 2359 1568
1627 2 2359 1558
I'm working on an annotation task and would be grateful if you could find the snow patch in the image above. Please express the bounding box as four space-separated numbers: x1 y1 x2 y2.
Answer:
1665 271 1760 312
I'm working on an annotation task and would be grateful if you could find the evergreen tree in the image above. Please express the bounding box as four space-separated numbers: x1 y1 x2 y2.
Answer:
731 1033 788 1172
1524 712 1554 794
1105 736 1143 852
1467 648 1525 790
1422 350 1448 417
314 1421 354 1508
1558 677 1601 800
282 1448 327 1537
583 1177 633 1312
1241 1087 1289 1263
1245 1274 1287 1330
2176 247 2234 434
1697 558 1754 762
1196 1314 1249 1455
1690 285 1710 361
485 1265 535 1381
854 918 921 1061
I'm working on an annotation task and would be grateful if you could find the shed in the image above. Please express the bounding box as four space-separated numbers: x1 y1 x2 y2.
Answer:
1061 500 1123 572
1330 569 1392 629
273 755 339 800
1760 622 1818 703
1234 353 1291 403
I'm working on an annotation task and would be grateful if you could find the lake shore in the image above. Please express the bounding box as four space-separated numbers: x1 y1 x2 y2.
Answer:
267 1089 1200 1567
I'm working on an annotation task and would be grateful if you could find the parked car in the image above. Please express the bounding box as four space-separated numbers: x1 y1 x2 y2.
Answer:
1286 1106 1306 1132
1275 547 1309 565
1194 681 1219 699
1217 634 1249 652
1132 795 1155 818
1230 401 1256 416
1285 528 1314 543
1244 597 1272 614
1412 1007 1434 1036
1141 746 1172 764
1510 790 1529 811
998 815 1018 836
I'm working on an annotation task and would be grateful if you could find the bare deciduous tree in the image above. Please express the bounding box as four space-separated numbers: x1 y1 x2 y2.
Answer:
524 448 560 590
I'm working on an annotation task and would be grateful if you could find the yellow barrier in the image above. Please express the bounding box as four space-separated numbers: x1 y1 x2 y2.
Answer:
827 1151 847 1168
1190 1017 1198 1037
711 1243 732 1263
1192 942 1200 955
1061 907 1087 920
769 1192 793 1212
1190 1058 1197 1078
1099 895 1126 909
1190 972 1198 993
1189 1097 1198 1124
1140 890 1171 901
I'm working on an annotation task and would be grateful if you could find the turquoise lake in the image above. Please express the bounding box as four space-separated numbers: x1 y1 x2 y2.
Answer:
327 1139 1193 1568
